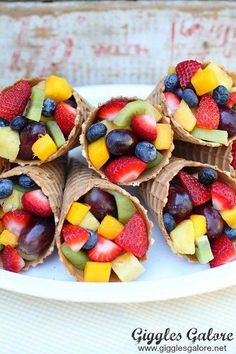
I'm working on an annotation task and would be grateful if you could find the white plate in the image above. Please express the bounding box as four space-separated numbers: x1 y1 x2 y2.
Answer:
0 84 235 303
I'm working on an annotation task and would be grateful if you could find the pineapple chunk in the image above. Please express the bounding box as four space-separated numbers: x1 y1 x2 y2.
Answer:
0 189 23 213
170 220 195 254
0 127 20 161
80 211 100 231
206 62 233 90
112 252 145 281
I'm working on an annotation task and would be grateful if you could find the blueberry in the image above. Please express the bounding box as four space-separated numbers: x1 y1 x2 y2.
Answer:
182 88 199 107
163 213 176 233
0 179 13 199
83 230 98 250
175 87 183 99
42 98 57 117
164 74 179 92
135 141 157 163
86 123 107 142
0 117 9 127
198 168 218 185
10 116 27 131
18 175 36 189
224 227 236 240
213 85 229 105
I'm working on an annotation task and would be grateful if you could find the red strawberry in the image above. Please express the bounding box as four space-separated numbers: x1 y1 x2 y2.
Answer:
178 170 211 206
211 181 236 210
210 234 236 268
227 92 236 108
104 156 147 184
97 98 130 121
0 80 31 121
164 92 180 114
62 224 89 252
176 60 202 89
115 212 148 258
22 189 52 217
231 141 236 169
2 246 25 272
54 102 76 136
87 235 122 262
2 210 33 237
131 114 157 141
196 94 220 129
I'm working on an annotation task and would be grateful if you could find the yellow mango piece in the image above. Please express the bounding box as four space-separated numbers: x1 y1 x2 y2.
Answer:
191 67 219 95
0 230 18 247
88 137 109 169
98 215 124 240
32 134 57 161
84 261 112 282
190 215 207 240
45 75 73 103
168 66 176 74
80 211 100 231
206 62 233 90
153 123 172 150
66 202 90 225
112 252 145 281
174 100 196 132
170 219 195 255
220 206 236 228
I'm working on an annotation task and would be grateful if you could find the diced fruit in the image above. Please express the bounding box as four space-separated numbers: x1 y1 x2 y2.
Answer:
1 189 23 213
2 246 25 272
220 206 236 228
26 81 45 122
84 188 117 221
206 62 233 90
0 127 20 161
82 230 98 250
135 141 157 163
62 223 89 252
0 230 18 247
54 102 76 136
190 215 207 240
198 168 218 185
45 76 73 103
164 74 179 92
227 92 236 108
196 205 224 239
112 252 145 281
211 181 236 210
219 107 236 137
18 122 48 160
86 123 107 143
84 262 112 282
153 123 172 149
224 227 236 240
191 128 228 145
213 85 229 105
18 175 36 189
97 98 130 121
42 98 56 117
163 212 176 233
191 67 219 96
10 115 27 131
174 100 196 132
210 234 236 268
32 134 57 161
0 178 13 199
195 235 214 264
131 114 157 141
46 121 66 148
2 210 32 236
87 235 122 262
98 215 124 240
104 156 147 184
66 202 90 225
106 129 137 156
170 219 195 254
196 95 220 130
80 211 100 232
164 92 180 114
88 137 110 169
182 88 199 107
107 190 136 224
176 60 202 89
22 189 52 217
61 243 88 270
147 152 163 169
166 185 193 218
100 120 118 133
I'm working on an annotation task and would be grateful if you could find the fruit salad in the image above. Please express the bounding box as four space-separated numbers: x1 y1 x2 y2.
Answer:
0 76 80 163
164 60 236 146
81 97 173 185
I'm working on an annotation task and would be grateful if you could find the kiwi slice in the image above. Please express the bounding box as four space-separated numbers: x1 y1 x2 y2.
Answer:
147 151 163 169
191 128 228 145
27 81 45 122
61 243 88 270
46 121 66 148
107 190 136 224
195 235 214 264
19 251 40 261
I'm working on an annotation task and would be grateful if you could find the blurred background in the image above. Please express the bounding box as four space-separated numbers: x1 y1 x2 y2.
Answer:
0 0 235 87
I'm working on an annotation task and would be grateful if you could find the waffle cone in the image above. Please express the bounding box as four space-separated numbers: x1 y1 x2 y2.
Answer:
80 96 174 186
56 161 153 282
0 158 66 270
140 157 236 262
0 159 9 173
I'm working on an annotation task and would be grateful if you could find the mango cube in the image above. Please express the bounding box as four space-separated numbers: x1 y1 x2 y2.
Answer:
153 123 172 150
88 137 110 169
206 62 233 90
170 219 195 255
98 215 124 240
66 202 90 225
191 68 219 95
0 230 18 247
32 134 57 161
45 75 73 103
174 100 196 132
112 252 145 281
220 206 236 228
190 215 207 240
84 261 112 282
80 211 100 231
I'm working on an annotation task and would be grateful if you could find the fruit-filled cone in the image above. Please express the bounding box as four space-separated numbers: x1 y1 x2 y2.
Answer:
141 158 236 268
0 158 66 272
80 97 174 186
0 159 9 174
0 76 91 165
148 60 236 147
56 161 153 282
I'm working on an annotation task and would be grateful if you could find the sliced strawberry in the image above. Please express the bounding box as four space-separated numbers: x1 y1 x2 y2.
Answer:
227 92 236 108
87 235 122 262
2 246 25 272
210 234 236 268
0 80 31 121
115 212 148 258
54 102 76 136
211 181 236 210
196 94 220 129
164 92 180 114
104 156 147 184
2 210 33 237
231 141 236 169
131 114 157 141
22 189 52 217
97 98 130 121
178 170 211 206
176 60 202 89
62 223 89 252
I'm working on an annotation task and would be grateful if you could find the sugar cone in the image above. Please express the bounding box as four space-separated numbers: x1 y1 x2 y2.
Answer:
80 96 174 186
56 161 153 282
140 157 236 262
0 158 66 270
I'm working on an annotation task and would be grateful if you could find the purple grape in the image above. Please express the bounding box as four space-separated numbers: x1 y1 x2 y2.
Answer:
18 122 48 160
106 129 138 156
83 188 117 221
195 205 224 239
166 185 193 218
219 107 236 137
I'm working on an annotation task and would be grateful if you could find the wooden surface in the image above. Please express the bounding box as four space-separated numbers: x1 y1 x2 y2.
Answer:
0 1 236 87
